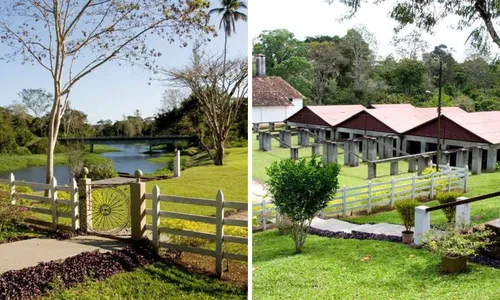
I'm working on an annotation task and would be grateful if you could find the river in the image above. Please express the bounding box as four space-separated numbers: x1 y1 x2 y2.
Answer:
0 144 165 185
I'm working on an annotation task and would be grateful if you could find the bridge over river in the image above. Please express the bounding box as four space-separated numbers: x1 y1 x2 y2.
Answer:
58 135 197 153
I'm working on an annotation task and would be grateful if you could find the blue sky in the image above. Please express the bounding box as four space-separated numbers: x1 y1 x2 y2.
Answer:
0 1 248 124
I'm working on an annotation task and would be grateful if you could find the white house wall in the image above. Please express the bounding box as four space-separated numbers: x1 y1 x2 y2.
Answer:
252 99 303 124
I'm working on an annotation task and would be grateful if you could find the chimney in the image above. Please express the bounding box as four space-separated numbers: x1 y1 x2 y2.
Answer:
255 54 266 77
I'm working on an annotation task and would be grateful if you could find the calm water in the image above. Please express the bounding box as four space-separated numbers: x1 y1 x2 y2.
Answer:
0 144 165 184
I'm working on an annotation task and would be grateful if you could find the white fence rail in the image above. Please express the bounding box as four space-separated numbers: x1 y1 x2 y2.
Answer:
143 185 248 277
253 165 468 229
0 173 79 230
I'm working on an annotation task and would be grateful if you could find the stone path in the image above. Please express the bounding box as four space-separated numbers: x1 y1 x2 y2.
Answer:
0 235 127 274
253 180 406 237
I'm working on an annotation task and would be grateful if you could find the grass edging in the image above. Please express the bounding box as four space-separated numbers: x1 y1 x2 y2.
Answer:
0 239 160 299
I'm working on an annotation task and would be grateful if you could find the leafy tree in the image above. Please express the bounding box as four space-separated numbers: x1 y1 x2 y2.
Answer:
393 59 427 95
209 0 247 77
326 0 500 51
274 56 314 100
266 157 340 253
391 29 429 60
18 88 52 118
308 42 343 104
165 47 247 165
0 0 213 185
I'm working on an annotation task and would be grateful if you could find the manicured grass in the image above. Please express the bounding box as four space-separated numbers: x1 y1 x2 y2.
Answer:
253 133 413 186
45 261 246 300
253 230 500 300
345 172 500 225
0 154 68 174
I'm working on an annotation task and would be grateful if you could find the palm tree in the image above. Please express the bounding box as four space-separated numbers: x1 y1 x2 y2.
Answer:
209 0 247 74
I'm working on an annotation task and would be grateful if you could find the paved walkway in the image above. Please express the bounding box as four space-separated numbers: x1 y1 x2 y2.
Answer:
253 180 405 237
0 236 127 274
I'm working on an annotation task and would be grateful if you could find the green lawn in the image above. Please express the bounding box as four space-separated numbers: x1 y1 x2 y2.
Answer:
85 144 120 154
253 230 500 300
45 261 246 300
0 154 68 174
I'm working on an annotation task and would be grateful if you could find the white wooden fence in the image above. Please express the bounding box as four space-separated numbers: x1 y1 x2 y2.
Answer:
143 185 248 277
0 174 79 230
253 164 468 229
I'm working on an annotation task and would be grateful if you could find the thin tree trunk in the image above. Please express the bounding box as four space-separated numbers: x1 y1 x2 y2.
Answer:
214 138 225 166
223 32 228 87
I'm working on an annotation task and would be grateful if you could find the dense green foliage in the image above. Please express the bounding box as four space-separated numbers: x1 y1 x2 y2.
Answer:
395 199 420 232
266 157 340 252
253 28 500 110
436 191 465 224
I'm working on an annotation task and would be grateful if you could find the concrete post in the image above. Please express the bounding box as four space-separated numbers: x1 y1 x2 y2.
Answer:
280 130 291 148
414 206 430 245
385 137 394 158
344 141 351 166
367 138 377 161
455 197 471 227
323 142 338 165
471 147 482 175
290 147 299 160
258 132 264 151
350 140 359 167
456 149 468 168
130 170 146 240
362 139 368 159
418 155 430 175
368 163 377 180
78 168 92 233
263 132 272 151
312 144 320 157
486 147 497 172
173 150 181 177
420 141 426 154
390 161 399 176
401 138 408 155
377 138 385 159
297 129 303 145
269 123 275 131
395 138 401 156
408 159 417 173
253 123 259 132
302 130 310 146
319 128 326 142
440 151 450 166
334 130 341 141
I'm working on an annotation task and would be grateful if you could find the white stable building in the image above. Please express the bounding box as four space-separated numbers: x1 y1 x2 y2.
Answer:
252 54 303 129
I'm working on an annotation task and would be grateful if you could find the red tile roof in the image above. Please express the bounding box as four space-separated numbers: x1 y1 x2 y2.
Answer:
287 105 365 127
252 76 303 107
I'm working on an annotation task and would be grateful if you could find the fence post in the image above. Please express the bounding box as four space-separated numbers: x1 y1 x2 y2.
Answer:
78 168 92 233
152 185 161 250
342 185 347 217
455 196 470 227
70 178 80 231
464 165 469 193
261 198 267 231
429 172 435 200
411 175 416 199
130 170 146 240
390 177 395 208
215 189 225 278
9 173 15 205
414 206 430 245
50 177 58 230
173 150 181 178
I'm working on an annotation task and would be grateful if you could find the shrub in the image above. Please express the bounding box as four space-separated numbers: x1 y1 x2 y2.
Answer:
423 225 493 258
82 155 118 180
436 191 464 224
395 199 421 232
0 191 29 232
164 156 188 172
266 157 340 253
173 140 189 150
13 147 32 156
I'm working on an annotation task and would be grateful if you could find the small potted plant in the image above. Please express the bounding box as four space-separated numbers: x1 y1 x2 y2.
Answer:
395 199 420 244
423 225 493 273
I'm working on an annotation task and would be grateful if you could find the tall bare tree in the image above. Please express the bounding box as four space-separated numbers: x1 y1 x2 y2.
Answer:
0 0 213 184
165 48 247 165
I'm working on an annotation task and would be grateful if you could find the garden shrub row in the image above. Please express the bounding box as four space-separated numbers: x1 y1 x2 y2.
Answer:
0 239 160 299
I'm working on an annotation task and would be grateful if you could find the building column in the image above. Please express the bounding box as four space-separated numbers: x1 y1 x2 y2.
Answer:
253 123 260 133
350 140 359 167
281 130 291 148
302 129 310 146
384 137 393 158
362 139 368 159
408 158 417 173
440 151 451 166
420 141 426 153
390 161 399 176
290 147 299 160
456 149 468 168
401 138 408 155
418 155 430 175
344 141 351 166
378 138 385 159
312 144 320 156
367 138 377 161
269 123 275 131
486 146 497 172
395 138 401 156
322 142 338 165
319 128 326 142
471 147 482 175
368 163 377 179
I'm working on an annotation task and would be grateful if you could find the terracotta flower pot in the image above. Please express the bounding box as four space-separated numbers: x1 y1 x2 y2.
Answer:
401 231 414 244
441 256 468 273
